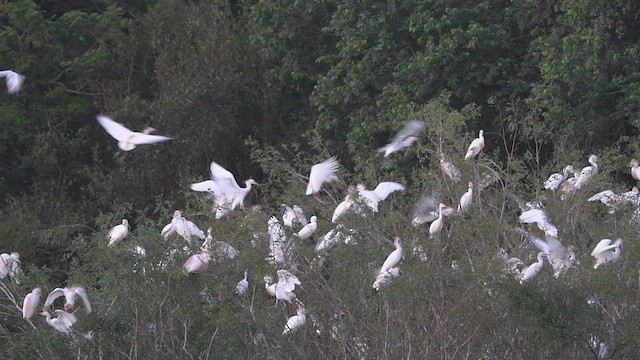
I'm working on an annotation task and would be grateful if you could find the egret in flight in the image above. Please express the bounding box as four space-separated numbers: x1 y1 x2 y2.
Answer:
306 156 340 195
357 182 405 212
282 205 308 227
44 286 92 313
0 70 25 93
591 239 623 269
464 130 485 160
108 219 129 247
412 196 455 226
517 228 575 278
96 115 172 151
22 287 42 320
377 120 426 157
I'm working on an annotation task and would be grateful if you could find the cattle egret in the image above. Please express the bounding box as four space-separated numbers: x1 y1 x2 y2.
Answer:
464 130 485 160
630 159 640 181
519 208 558 237
377 120 426 157
544 165 575 191
183 251 212 274
0 252 21 282
357 182 405 212
293 205 309 226
517 228 575 278
96 115 171 151
202 228 239 259
108 219 129 247
41 310 77 334
519 252 546 284
440 154 461 182
332 186 358 222
283 307 306 334
161 210 205 243
44 287 92 314
591 239 623 269
236 270 249 295
264 270 301 305
458 182 473 213
306 156 340 195
574 154 598 189
282 205 296 227
379 237 403 275
315 224 357 252
0 70 25 93
412 196 455 226
22 288 42 320
296 216 318 239
372 267 401 291
429 203 447 237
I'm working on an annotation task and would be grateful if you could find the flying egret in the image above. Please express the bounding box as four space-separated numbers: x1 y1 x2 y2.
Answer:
161 210 205 243
44 287 92 314
295 216 318 239
202 228 239 259
457 182 473 213
518 252 546 284
0 70 25 93
440 154 461 182
517 228 575 278
0 252 21 281
283 307 306 334
236 270 249 295
429 203 447 237
412 196 455 226
630 159 640 181
574 154 598 189
464 130 485 160
41 310 77 334
591 239 623 269
357 182 405 212
379 237 403 275
519 208 558 238
372 267 401 291
377 120 426 157
108 219 129 247
183 251 213 274
22 287 42 320
96 115 171 151
306 156 340 195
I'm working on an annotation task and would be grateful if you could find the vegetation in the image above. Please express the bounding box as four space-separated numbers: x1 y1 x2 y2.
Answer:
1 0 640 358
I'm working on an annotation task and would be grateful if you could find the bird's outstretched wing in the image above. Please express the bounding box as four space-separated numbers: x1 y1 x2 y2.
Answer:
44 288 65 308
372 182 405 202
306 157 340 195
74 287 92 313
96 115 134 141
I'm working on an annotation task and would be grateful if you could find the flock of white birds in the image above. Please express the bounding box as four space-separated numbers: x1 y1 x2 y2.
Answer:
0 69 633 344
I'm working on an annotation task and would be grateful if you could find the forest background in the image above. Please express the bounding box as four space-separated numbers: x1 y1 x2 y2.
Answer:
1 0 640 358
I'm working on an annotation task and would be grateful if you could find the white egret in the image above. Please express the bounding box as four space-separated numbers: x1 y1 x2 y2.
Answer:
377 120 426 157
464 130 485 160
0 70 25 93
202 228 238 259
183 251 212 274
41 310 77 334
96 115 172 151
357 182 405 212
22 287 42 320
591 239 623 269
264 270 301 305
412 196 455 226
293 205 308 226
236 270 249 295
282 205 296 227
574 154 598 190
379 237 403 275
315 224 357 252
306 156 340 195
440 154 461 182
44 287 92 314
429 203 447 237
518 252 546 284
108 219 129 247
372 267 401 291
457 182 473 213
620 187 640 204
161 210 205 243
0 252 21 281
332 186 358 222
283 307 306 334
517 228 575 278
519 208 558 238
295 216 318 239
544 165 574 191
630 159 640 181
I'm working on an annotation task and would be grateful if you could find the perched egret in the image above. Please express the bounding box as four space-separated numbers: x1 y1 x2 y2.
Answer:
161 210 205 244
357 182 405 212
591 239 623 269
283 307 306 334
265 270 301 305
440 154 461 182
457 182 473 213
296 216 318 239
44 287 92 314
544 165 575 191
22 287 42 320
183 251 213 274
412 196 455 226
464 130 485 160
202 228 239 259
96 115 172 151
315 224 357 252
282 205 297 227
293 205 309 226
377 120 426 157
379 237 403 275
41 310 77 334
0 70 25 93
306 156 340 195
236 270 249 295
519 252 546 284
630 159 640 181
0 252 21 281
429 203 447 237
332 186 358 222
519 208 558 238
517 228 575 278
108 219 129 247
574 154 598 189
372 267 401 291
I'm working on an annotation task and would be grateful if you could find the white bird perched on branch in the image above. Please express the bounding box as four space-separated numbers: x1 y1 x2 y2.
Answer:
183 251 213 274
543 165 575 191
44 286 92 314
236 270 249 295
0 252 21 282
464 130 485 160
440 154 461 182
283 306 306 334
574 154 598 189
379 237 403 276
108 219 129 247
591 239 623 269
372 267 401 291
161 210 205 244
295 216 318 239
429 203 448 238
332 186 358 222
0 70 25 93
22 287 42 320
306 156 340 195
202 228 239 259
518 252 546 284
264 270 301 306
357 182 405 212
96 115 172 151
411 196 455 226
516 228 576 278
519 208 558 238
190 161 258 219
41 310 77 334
282 205 308 227
458 182 473 213
315 224 357 252
377 120 426 157
630 159 640 181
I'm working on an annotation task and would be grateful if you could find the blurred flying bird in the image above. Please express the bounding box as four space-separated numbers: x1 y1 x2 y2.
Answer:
306 156 340 195
44 286 92 313
96 115 172 151
377 120 426 157
0 70 25 93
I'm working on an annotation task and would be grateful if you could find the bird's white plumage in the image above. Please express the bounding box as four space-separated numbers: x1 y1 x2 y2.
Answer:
44 286 92 314
574 154 598 190
96 115 171 151
429 203 447 237
306 156 340 195
379 237 403 276
108 219 129 247
236 270 249 295
519 208 558 238
191 162 257 218
412 197 455 226
183 251 212 273
22 287 42 320
357 182 405 212
377 120 426 157
517 228 575 278
591 239 623 269
0 70 25 93
283 307 306 334
630 159 640 181
0 252 21 282
457 182 473 213
372 267 401 291
296 216 318 239
464 130 485 160
41 310 77 334
519 252 546 284
275 269 301 303
162 210 205 243
440 154 461 182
